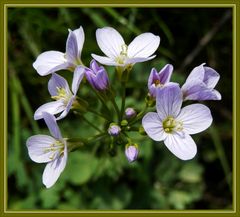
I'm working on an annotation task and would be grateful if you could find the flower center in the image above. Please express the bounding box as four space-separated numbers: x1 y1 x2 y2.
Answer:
44 140 65 160
51 87 72 104
116 44 128 64
154 79 163 87
163 116 183 133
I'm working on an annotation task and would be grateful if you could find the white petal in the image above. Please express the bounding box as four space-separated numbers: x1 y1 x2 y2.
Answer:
72 26 85 59
91 54 119 66
42 112 62 139
72 66 85 95
56 96 75 120
26 135 57 163
203 66 220 89
34 100 65 120
164 133 197 160
142 112 167 141
156 83 182 120
185 63 205 84
33 51 71 76
42 145 67 188
66 30 79 63
177 104 213 134
126 55 156 64
128 33 160 58
96 27 125 58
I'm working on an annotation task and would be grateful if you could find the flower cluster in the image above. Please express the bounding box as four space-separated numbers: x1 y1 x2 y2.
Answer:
26 26 221 188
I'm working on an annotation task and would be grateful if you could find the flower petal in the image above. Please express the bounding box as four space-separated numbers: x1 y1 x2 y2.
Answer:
182 81 222 101
184 63 205 84
71 66 85 95
91 54 119 66
156 83 182 120
96 27 125 59
26 135 57 163
125 56 156 64
33 51 71 76
34 100 65 120
177 104 213 134
142 112 167 141
203 66 220 89
66 30 79 63
42 112 62 139
164 133 197 160
48 73 71 97
128 33 160 58
56 96 75 120
42 145 67 188
73 26 85 59
158 64 173 84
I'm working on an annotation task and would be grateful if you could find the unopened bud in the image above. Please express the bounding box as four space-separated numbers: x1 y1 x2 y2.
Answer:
125 144 139 163
125 107 136 119
108 123 121 137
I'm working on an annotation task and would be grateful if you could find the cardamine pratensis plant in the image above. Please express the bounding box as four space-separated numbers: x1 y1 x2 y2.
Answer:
26 26 221 188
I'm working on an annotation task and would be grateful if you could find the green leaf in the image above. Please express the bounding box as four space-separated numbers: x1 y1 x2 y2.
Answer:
168 190 192 209
179 162 203 183
63 151 98 185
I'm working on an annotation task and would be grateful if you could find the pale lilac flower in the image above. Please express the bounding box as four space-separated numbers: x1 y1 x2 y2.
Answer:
125 107 136 119
92 27 160 69
142 84 213 160
33 26 85 76
85 60 109 90
148 64 174 97
34 66 84 120
108 123 121 137
26 112 67 188
125 144 139 163
181 63 221 101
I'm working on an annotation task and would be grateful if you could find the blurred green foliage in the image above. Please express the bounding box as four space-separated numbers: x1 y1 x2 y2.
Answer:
8 7 232 210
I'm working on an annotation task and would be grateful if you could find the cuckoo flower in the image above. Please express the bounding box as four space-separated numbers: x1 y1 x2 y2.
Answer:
34 66 84 120
91 27 160 69
181 63 221 101
33 26 85 76
85 60 109 91
125 144 139 163
26 112 67 188
142 84 213 160
148 64 174 97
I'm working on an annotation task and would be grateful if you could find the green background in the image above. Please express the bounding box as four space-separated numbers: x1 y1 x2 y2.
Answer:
7 7 233 211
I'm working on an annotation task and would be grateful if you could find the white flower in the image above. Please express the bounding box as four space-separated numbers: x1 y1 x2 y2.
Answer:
142 84 213 160
92 27 160 69
26 112 67 188
33 26 85 76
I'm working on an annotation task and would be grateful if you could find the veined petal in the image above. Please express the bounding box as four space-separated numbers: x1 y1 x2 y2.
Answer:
42 145 67 188
26 135 57 163
71 66 85 95
34 100 65 120
42 112 62 140
56 96 75 120
158 64 173 84
33 51 70 76
142 112 167 141
125 56 156 64
203 66 220 89
91 54 119 66
177 104 213 134
185 63 205 84
96 27 125 59
72 26 85 59
156 83 182 120
128 33 160 58
164 133 197 160
48 73 71 97
66 30 79 63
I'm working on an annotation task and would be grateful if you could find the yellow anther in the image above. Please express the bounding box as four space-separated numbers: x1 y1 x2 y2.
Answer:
163 116 183 133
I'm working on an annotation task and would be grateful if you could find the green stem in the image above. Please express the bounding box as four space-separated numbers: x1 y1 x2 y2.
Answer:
110 97 121 122
81 115 103 133
88 107 111 121
120 81 126 121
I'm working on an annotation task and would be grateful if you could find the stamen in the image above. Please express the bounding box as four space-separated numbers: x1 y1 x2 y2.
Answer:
154 79 163 87
163 116 183 133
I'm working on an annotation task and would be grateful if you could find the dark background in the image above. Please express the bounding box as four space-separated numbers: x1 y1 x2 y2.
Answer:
8 7 232 210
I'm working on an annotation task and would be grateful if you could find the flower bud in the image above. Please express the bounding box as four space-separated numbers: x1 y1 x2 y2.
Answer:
108 123 121 137
125 144 139 163
125 107 136 119
85 60 109 91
